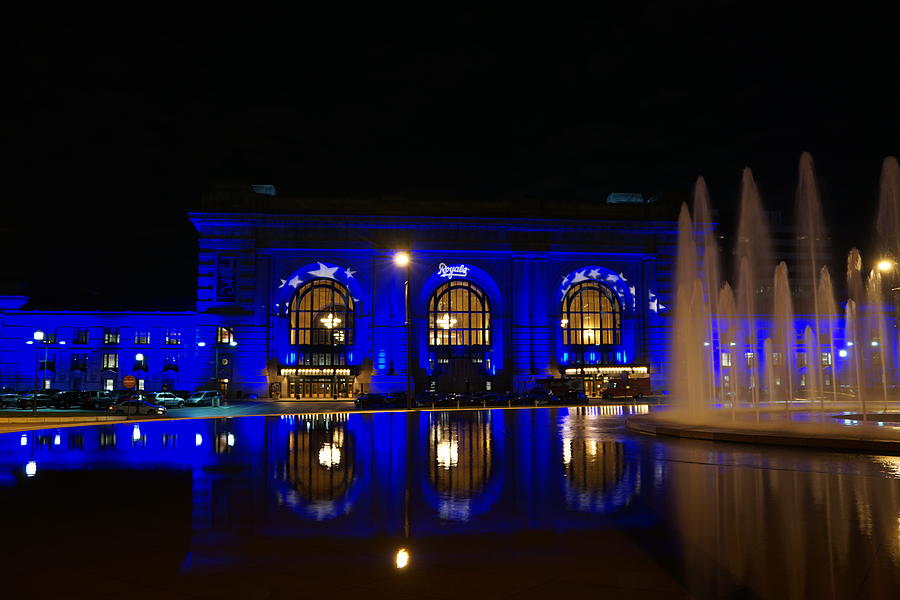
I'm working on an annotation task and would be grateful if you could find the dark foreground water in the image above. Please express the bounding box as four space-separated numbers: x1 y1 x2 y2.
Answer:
0 406 898 599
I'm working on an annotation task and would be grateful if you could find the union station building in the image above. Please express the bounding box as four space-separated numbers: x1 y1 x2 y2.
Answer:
0 185 678 399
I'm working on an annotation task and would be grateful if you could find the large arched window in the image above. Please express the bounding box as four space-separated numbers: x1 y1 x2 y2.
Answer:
290 279 355 346
428 280 491 346
561 281 621 345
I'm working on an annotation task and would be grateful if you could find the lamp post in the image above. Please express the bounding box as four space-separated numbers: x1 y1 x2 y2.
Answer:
135 353 144 398
394 251 413 409
32 331 44 413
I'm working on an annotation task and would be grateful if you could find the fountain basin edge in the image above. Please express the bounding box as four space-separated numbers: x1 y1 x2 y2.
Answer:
625 415 900 455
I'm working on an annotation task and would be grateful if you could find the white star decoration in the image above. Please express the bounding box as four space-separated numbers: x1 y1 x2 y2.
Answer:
561 275 569 286
587 268 600 279
278 279 286 288
343 267 356 279
571 270 589 284
288 275 303 288
308 262 339 279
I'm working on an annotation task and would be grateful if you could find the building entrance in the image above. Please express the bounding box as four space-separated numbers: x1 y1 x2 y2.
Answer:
434 352 487 394
289 376 354 399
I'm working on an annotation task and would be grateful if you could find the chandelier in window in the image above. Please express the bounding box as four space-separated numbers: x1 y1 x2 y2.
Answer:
437 313 457 329
320 313 342 329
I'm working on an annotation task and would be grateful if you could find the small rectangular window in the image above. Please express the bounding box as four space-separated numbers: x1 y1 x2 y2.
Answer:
74 328 89 344
103 378 114 391
135 329 150 345
137 379 145 391
165 329 182 345
102 353 118 370
720 352 732 367
104 328 120 345
217 326 234 345
821 352 833 366
71 354 88 371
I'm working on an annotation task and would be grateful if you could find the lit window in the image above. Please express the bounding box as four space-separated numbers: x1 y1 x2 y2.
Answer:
104 328 120 345
428 280 491 346
560 281 621 346
165 329 182 345
821 352 832 366
134 329 150 345
103 378 114 391
289 279 355 347
42 379 52 390
745 352 755 368
720 352 732 367
102 353 118 370
217 326 235 345
137 379 145 391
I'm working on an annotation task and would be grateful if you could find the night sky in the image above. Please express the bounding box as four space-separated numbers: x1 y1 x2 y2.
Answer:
5 4 899 309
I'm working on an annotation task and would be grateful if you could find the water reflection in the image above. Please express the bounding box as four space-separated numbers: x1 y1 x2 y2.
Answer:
0 409 897 598
560 407 640 513
426 411 494 521
277 413 355 520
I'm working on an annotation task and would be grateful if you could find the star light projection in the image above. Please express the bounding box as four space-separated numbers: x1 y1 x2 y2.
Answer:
274 261 360 316
558 267 664 314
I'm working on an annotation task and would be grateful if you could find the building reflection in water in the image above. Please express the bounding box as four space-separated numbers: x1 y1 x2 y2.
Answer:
560 407 639 513
277 413 354 520
427 411 493 522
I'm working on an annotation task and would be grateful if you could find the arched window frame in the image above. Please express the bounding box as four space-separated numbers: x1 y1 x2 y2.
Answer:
289 279 355 346
561 281 621 345
427 280 491 347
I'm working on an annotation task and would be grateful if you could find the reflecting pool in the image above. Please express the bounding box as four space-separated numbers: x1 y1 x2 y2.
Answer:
0 407 898 598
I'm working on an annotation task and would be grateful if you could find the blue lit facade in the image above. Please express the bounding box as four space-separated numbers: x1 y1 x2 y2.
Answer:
0 207 680 398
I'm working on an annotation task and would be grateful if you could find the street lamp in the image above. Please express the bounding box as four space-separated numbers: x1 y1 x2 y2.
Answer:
32 331 44 413
394 251 413 409
877 259 894 273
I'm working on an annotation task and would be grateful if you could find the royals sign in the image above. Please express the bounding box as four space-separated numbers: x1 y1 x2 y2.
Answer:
437 263 470 280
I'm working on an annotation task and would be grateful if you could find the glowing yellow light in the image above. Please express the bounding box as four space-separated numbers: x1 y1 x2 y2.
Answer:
878 259 894 272
320 313 342 329
394 251 410 267
437 313 457 329
395 548 410 569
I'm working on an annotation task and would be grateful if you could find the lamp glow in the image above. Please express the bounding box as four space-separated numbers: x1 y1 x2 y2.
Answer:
33 331 44 341
195 433 203 447
135 353 144 361
393 251 410 267
197 342 206 347
877 259 894 272
395 548 410 569
20 434 27 446
839 349 848 358
25 461 37 477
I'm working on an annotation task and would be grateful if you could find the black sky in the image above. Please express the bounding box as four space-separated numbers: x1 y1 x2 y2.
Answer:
4 3 899 309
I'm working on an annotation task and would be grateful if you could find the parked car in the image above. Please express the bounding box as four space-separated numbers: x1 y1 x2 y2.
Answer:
171 390 192 400
51 391 90 409
17 391 52 409
109 399 166 416
0 392 20 408
522 389 559 405
82 391 119 410
153 392 184 408
183 390 222 406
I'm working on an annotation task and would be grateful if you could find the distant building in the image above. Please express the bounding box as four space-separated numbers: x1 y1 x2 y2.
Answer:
0 186 679 398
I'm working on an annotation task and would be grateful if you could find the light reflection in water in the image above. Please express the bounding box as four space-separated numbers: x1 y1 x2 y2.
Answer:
279 413 353 520
427 412 492 522
560 407 638 513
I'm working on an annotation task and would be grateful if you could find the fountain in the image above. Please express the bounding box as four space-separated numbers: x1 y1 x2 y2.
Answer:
648 153 900 447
